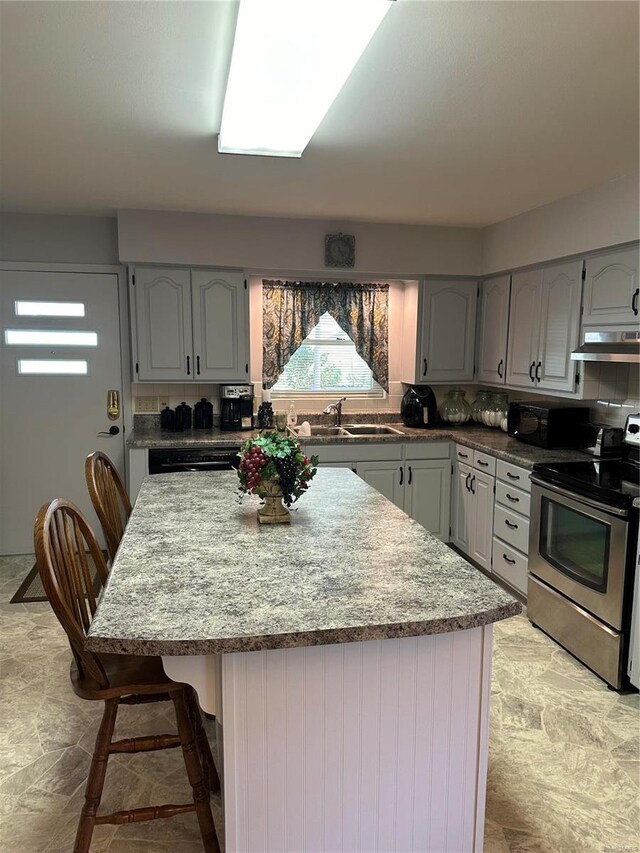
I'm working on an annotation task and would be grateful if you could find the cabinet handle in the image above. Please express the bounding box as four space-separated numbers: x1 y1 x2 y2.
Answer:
505 519 518 529
186 355 191 376
633 287 639 316
502 553 516 565
458 451 469 459
408 465 412 486
506 472 520 480
470 475 475 494
536 361 542 382
423 358 427 376
477 459 489 467
196 355 201 375
505 492 520 503
529 361 535 382
497 359 503 378
399 466 403 486
465 472 471 491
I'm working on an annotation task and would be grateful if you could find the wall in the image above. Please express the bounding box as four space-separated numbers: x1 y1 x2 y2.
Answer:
117 209 482 277
0 213 118 264
481 174 640 275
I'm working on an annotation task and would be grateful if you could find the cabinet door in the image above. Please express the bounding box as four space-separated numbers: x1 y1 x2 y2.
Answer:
356 461 405 510
133 267 192 380
404 459 451 542
451 461 473 555
191 270 249 382
468 470 494 571
583 246 640 326
476 275 511 384
537 261 582 393
418 280 477 382
506 269 542 389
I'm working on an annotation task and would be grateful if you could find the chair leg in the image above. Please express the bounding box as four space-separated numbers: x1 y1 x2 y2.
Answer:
186 687 220 795
172 689 220 853
74 698 119 853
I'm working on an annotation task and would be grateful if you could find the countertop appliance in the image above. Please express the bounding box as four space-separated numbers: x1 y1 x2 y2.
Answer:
220 384 254 431
148 447 240 474
401 384 438 428
577 423 624 457
507 401 589 448
528 413 640 689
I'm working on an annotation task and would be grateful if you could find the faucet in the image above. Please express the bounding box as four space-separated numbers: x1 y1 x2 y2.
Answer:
323 396 347 427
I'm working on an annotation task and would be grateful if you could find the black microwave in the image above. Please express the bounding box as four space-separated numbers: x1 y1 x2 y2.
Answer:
507 402 589 448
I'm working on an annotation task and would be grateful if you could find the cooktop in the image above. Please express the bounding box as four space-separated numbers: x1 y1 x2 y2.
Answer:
532 459 640 510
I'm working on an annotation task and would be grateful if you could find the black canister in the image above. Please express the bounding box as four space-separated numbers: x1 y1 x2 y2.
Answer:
174 401 192 432
257 401 274 429
194 398 214 429
160 406 176 431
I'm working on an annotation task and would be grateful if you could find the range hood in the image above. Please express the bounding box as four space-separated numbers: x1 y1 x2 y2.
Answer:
571 330 640 363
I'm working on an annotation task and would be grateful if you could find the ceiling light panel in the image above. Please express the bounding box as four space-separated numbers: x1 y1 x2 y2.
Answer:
218 0 393 158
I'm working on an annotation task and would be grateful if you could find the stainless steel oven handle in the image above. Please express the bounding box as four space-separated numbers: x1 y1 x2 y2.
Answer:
529 474 629 518
160 460 233 469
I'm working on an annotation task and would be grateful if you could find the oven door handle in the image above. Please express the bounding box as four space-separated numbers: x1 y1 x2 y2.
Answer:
530 474 629 518
159 460 234 469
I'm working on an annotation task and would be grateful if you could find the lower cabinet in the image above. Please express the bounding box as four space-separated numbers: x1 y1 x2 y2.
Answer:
403 459 451 543
356 460 404 510
451 451 495 572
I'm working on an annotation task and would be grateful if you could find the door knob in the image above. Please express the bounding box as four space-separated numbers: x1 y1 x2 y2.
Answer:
98 425 120 436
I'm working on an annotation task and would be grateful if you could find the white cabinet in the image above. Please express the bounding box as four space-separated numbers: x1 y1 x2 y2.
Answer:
506 262 581 393
450 447 494 572
356 460 404 510
476 275 511 384
583 246 640 326
403 458 451 543
132 266 249 382
417 280 477 383
492 460 531 598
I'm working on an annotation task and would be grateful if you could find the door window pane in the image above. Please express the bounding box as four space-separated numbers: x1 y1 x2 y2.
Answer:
17 359 88 375
540 497 610 592
14 300 85 317
5 330 98 346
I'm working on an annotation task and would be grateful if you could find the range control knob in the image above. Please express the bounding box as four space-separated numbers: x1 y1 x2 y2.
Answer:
628 423 640 434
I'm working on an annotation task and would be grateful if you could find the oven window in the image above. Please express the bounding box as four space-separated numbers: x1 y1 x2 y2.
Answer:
539 497 610 592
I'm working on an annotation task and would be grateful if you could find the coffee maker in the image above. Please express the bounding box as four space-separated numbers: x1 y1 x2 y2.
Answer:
401 384 438 428
220 384 254 431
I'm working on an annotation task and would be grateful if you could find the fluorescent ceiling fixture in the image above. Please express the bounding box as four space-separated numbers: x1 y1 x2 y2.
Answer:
5 329 98 346
15 300 85 317
219 0 393 157
18 359 88 375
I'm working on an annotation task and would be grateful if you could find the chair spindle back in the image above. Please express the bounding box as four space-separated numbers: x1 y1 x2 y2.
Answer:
85 451 132 563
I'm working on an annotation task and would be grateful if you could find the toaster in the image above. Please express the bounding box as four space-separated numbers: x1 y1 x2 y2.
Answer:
577 423 624 457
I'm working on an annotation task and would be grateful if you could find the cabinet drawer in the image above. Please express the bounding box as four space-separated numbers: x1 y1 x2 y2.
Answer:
494 505 530 553
492 538 528 597
455 444 473 465
473 450 496 476
405 441 450 460
495 481 531 517
496 460 531 492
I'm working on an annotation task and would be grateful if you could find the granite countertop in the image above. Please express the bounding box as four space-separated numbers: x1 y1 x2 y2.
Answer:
86 469 521 656
127 423 588 471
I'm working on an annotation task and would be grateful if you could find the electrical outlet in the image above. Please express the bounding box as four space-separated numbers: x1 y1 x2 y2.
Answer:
158 397 170 410
135 396 158 413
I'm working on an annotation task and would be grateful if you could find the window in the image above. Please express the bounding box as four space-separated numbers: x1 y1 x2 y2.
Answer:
272 312 383 395
5 330 98 346
14 300 85 317
17 359 88 375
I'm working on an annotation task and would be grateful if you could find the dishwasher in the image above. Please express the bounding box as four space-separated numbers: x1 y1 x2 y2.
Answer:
148 446 241 474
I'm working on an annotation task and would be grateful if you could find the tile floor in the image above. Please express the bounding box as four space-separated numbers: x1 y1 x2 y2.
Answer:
1 553 638 852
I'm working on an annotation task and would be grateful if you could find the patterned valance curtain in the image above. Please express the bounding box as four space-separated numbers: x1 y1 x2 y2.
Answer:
262 280 389 392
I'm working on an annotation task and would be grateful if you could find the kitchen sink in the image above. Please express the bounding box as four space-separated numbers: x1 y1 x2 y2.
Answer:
340 424 404 436
307 426 349 436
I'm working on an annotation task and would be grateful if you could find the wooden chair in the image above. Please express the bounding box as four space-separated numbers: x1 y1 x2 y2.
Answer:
34 499 220 853
85 451 132 563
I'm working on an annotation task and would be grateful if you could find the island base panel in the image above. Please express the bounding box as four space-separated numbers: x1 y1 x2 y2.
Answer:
165 626 493 853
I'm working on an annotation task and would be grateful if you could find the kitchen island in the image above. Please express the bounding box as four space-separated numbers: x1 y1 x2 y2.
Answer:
88 469 521 852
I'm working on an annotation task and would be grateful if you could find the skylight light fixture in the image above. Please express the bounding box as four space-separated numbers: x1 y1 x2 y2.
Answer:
218 0 393 158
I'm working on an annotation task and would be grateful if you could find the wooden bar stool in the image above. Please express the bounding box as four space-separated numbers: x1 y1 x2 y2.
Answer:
34 498 220 853
85 451 132 564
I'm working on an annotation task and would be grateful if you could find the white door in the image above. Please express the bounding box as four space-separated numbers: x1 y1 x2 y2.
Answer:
469 470 494 571
451 461 473 555
133 267 192 381
418 280 477 383
583 246 640 326
404 459 451 542
1 268 125 554
536 261 582 392
356 461 405 510
191 270 250 382
506 269 542 388
476 275 511 384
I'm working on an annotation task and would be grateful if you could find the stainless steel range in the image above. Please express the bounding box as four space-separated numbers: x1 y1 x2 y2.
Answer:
528 414 640 689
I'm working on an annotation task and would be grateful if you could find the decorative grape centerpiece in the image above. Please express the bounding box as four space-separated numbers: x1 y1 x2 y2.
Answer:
237 432 318 524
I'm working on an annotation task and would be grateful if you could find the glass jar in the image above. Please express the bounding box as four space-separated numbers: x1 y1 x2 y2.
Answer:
483 391 508 429
471 390 492 424
439 388 471 425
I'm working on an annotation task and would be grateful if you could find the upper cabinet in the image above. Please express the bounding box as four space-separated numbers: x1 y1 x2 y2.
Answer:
506 261 582 393
131 266 249 382
417 279 477 383
476 275 511 385
582 246 639 326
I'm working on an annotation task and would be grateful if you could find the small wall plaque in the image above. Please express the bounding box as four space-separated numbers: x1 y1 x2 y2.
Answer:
325 232 355 268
